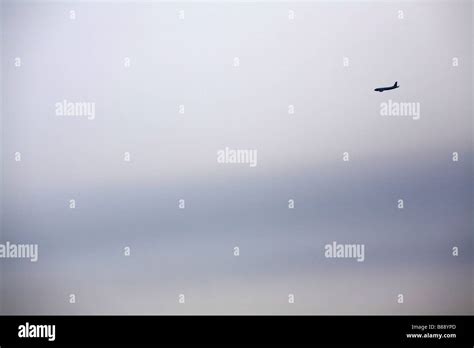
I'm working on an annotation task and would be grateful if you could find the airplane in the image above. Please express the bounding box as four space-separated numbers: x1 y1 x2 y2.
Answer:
374 81 399 92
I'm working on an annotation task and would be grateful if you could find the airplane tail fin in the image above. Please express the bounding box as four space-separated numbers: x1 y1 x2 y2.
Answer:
394 81 398 87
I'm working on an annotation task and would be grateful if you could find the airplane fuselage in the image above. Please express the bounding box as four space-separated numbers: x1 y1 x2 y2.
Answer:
374 84 399 92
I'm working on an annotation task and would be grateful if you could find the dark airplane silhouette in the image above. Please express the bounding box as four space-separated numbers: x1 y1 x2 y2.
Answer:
374 81 399 92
